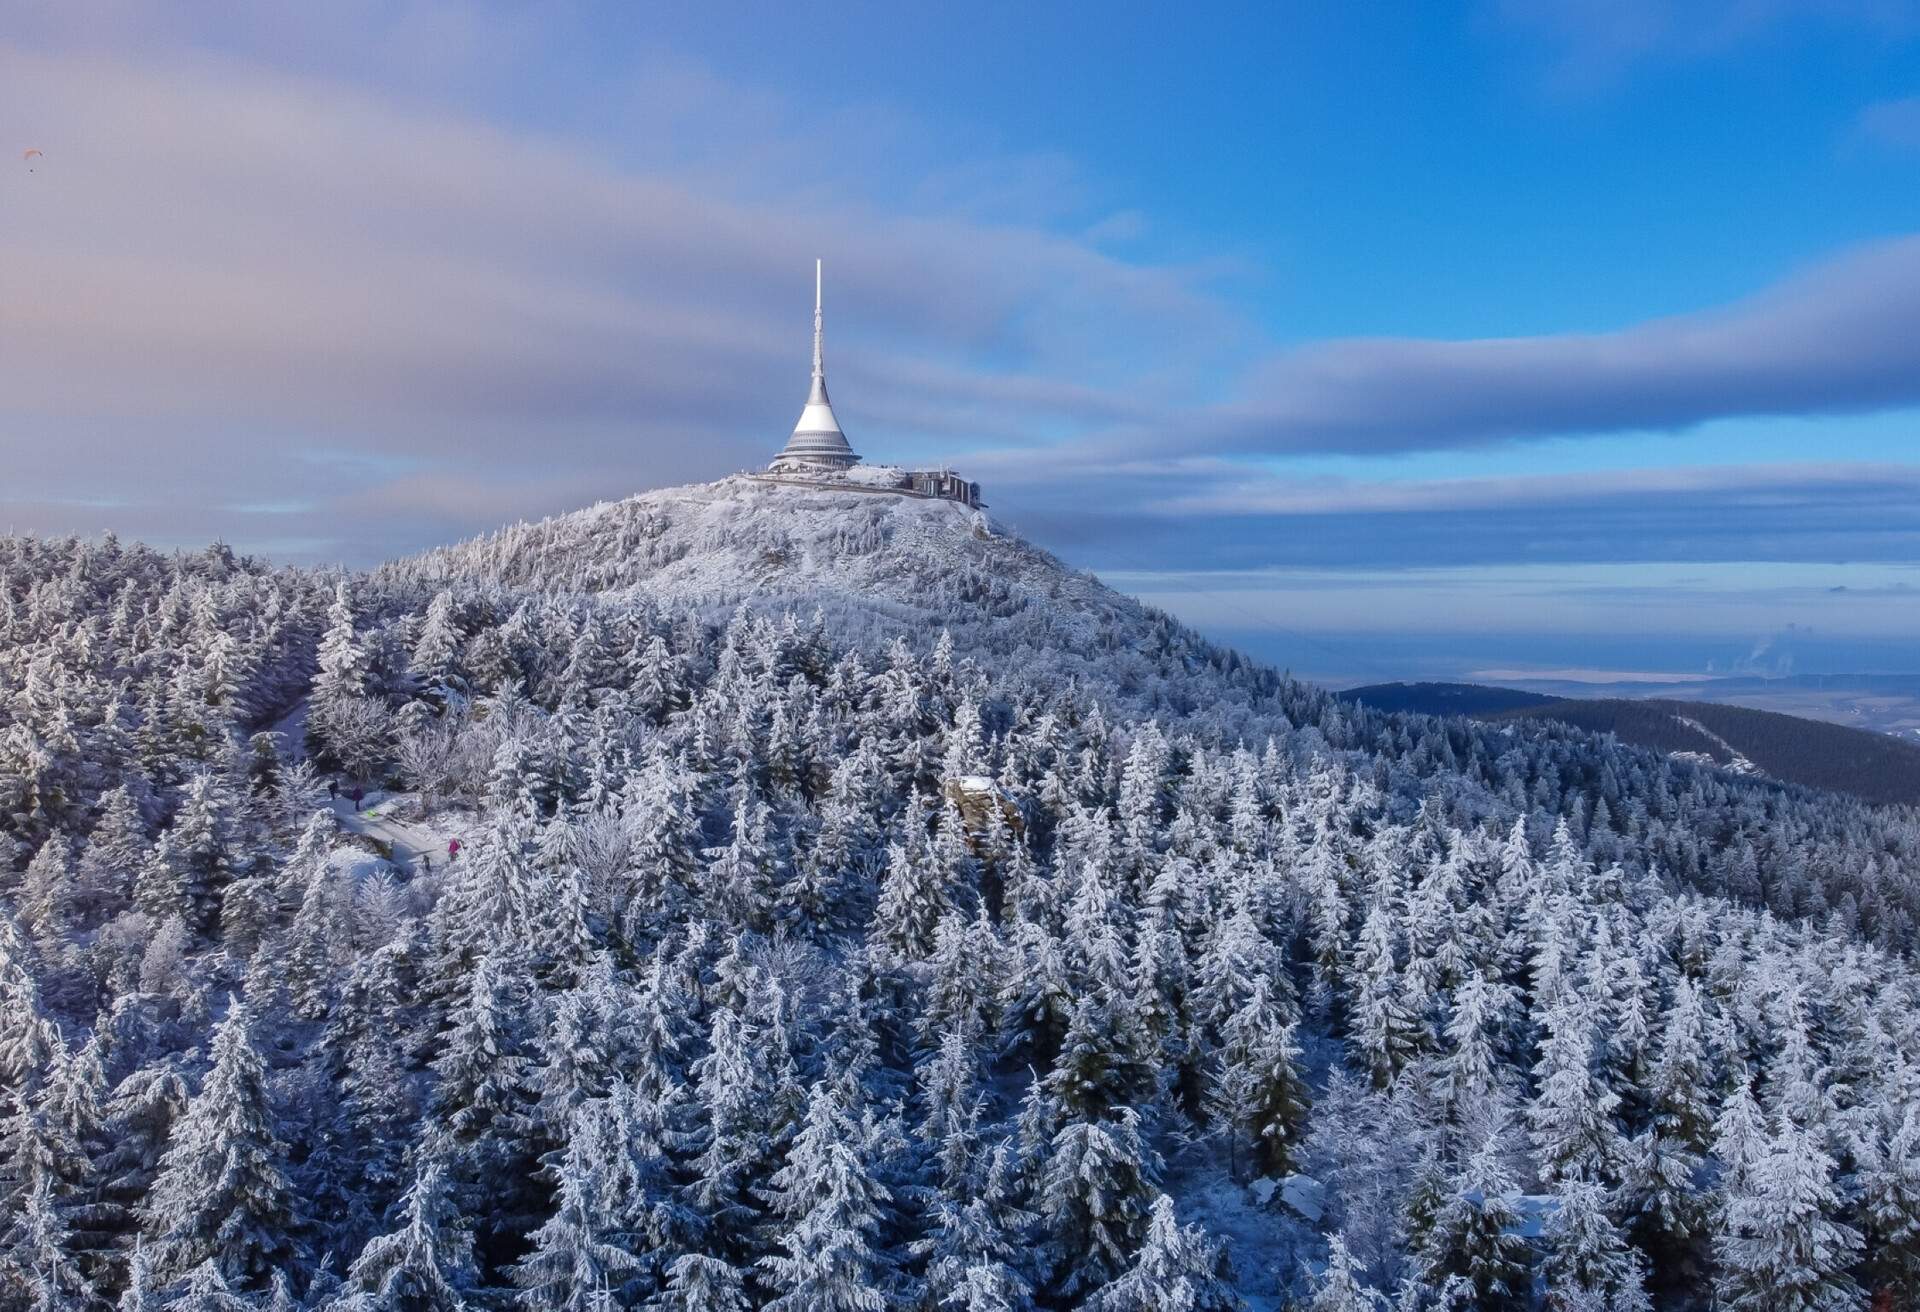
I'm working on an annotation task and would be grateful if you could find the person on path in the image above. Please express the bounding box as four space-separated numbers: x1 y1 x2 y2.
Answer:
351 785 364 813
448 838 461 861
328 780 338 801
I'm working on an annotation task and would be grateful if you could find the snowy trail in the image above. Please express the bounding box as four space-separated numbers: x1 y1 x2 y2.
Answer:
266 698 462 874
329 790 457 875
266 699 309 761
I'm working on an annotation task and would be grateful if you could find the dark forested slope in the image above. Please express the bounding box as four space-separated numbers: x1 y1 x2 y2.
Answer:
1486 698 1920 807
1337 682 1564 717
1340 681 1920 807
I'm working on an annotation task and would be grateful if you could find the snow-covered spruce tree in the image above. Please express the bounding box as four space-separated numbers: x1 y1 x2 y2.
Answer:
1040 990 1156 1125
146 772 237 936
654 1254 750 1312
336 1163 480 1312
143 997 297 1289
283 812 354 1020
511 1118 643 1312
688 1002 786 1252
1645 975 1714 1152
931 1264 1032 1312
755 1078 896 1312
913 1140 1035 1312
1615 1122 1704 1302
1413 1134 1530 1312
169 1259 253 1312
872 836 951 970
579 1080 701 1296
1084 1193 1237 1312
1035 1106 1161 1301
95 1059 191 1273
1205 973 1308 1179
1351 902 1426 1090
1710 1078 1769 1205
914 1024 986 1195
1859 1101 1920 1308
73 784 147 927
116 1237 155 1312
533 958 632 1139
631 634 687 727
918 909 1001 1050
996 918 1074 1067
308 582 385 777
615 752 704 939
701 764 778 934
1529 993 1627 1188
1305 1235 1385 1312
408 590 468 699
428 791 541 991
1302 1071 1429 1288
1713 1117 1862 1312
427 947 542 1245
1540 1179 1650 1312
16 836 76 951
0 1171 91 1312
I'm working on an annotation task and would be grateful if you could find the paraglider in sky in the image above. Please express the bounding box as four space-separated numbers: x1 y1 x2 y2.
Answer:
22 148 43 172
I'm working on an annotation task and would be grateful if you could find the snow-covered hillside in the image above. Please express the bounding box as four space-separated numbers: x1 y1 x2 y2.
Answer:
384 474 1268 726
393 475 1078 614
5 504 1920 1312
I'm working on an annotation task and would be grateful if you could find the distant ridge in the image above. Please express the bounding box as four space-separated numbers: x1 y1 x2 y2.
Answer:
1339 681 1920 806
1335 681 1562 717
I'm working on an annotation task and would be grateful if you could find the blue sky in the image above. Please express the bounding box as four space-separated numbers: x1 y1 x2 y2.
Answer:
3 2 1919 680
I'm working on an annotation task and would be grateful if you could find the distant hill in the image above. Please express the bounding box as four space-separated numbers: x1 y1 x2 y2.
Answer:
1339 682 1920 806
1485 698 1920 806
1336 681 1564 717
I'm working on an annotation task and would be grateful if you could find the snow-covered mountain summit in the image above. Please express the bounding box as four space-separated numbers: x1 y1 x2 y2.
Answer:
396 473 1049 607
383 473 1234 705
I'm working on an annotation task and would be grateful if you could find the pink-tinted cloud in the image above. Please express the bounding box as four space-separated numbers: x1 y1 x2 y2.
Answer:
0 41 1233 559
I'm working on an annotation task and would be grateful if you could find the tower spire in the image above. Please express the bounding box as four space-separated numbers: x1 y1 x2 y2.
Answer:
813 258 824 380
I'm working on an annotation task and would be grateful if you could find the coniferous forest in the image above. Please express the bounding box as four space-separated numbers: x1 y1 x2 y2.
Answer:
3 483 1920 1311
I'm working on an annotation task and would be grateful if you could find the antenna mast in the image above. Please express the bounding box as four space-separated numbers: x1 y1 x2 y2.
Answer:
813 258 824 380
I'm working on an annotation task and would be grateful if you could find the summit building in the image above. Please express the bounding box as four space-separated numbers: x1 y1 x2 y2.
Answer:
762 263 982 508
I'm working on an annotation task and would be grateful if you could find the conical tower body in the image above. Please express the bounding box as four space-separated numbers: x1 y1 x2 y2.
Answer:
770 260 859 472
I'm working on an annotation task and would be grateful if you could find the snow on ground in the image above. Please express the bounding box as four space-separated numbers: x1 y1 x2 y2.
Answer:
839 463 915 487
608 476 997 604
324 841 392 887
266 698 309 762
1165 1148 1314 1311
329 788 473 877
264 697 473 875
393 474 1143 645
1671 714 1761 775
